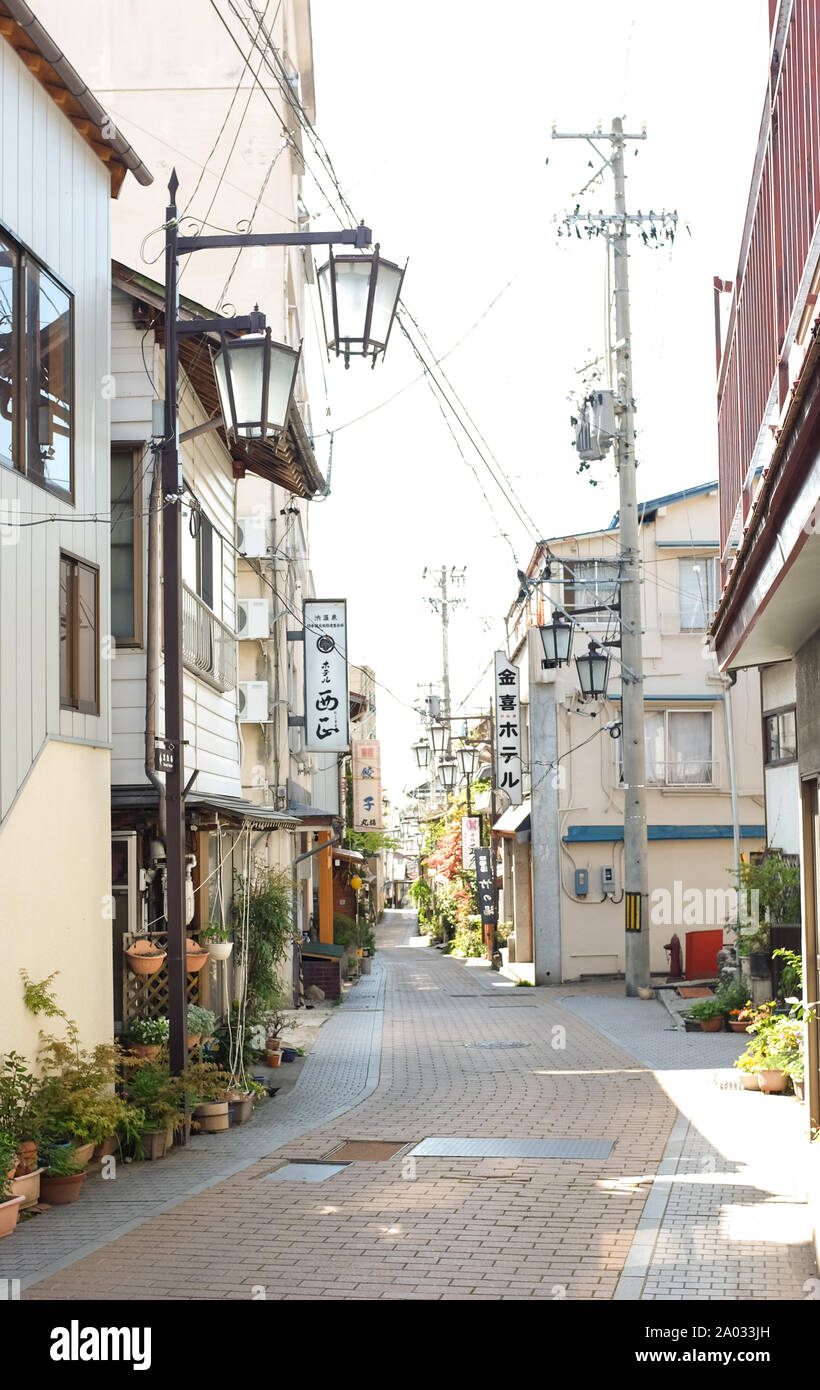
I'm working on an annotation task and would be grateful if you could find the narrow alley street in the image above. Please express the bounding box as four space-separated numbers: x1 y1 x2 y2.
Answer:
11 912 816 1303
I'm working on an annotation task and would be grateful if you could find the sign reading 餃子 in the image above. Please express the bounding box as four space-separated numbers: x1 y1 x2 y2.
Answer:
473 846 497 929
352 739 383 831
493 651 522 807
461 816 481 870
304 600 350 752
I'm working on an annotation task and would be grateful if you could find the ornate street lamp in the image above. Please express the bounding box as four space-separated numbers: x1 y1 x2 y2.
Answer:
429 721 448 756
438 757 458 793
575 641 611 700
412 738 431 770
317 245 406 367
538 610 575 668
456 743 478 780
212 327 300 441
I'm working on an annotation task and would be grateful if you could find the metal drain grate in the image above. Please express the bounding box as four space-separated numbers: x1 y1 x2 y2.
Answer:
464 1040 528 1049
263 1162 350 1183
407 1136 614 1161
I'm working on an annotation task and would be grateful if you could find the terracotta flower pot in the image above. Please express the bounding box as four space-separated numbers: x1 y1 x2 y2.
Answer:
40 1172 86 1205
265 1037 281 1052
15 1141 37 1175
757 1069 789 1094
10 1167 43 1210
188 1034 201 1050
729 1020 750 1033
0 1195 24 1238
125 940 166 976
700 1017 723 1032
93 1136 117 1161
740 1072 760 1090
73 1142 95 1166
185 937 209 974
266 1050 282 1068
206 940 233 961
130 1043 161 1060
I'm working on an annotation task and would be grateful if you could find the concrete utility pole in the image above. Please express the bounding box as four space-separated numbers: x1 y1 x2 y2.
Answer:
551 117 673 994
423 566 466 746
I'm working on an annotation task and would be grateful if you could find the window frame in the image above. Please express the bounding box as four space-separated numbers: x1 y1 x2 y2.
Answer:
0 216 75 503
678 554 720 631
618 706 715 787
561 558 622 618
110 443 144 649
60 550 100 716
762 703 797 767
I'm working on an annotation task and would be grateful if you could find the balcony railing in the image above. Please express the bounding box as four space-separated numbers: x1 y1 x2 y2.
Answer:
182 583 237 692
717 1 820 557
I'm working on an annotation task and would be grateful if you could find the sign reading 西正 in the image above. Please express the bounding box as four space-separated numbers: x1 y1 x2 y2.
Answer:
473 846 497 929
461 816 481 870
304 600 350 752
352 739 382 831
494 651 522 807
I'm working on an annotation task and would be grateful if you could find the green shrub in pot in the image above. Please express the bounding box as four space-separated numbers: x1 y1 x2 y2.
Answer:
687 997 725 1022
127 1017 169 1047
186 1005 216 1040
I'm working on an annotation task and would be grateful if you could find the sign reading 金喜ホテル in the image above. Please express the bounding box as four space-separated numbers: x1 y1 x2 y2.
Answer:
461 816 481 870
473 846 497 928
304 600 350 752
493 651 522 807
352 739 383 831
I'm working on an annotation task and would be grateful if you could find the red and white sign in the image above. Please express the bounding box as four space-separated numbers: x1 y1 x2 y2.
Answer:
352 739 382 831
461 816 481 869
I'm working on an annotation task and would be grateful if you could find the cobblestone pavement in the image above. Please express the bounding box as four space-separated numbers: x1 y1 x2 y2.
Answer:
13 912 818 1301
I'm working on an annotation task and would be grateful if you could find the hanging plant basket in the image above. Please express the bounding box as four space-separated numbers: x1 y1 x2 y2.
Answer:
185 938 209 974
125 940 166 976
206 940 233 962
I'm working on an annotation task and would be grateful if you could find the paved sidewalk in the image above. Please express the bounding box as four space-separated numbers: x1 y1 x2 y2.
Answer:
12 914 818 1301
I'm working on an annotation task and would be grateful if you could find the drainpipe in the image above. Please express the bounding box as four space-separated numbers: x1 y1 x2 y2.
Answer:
707 669 742 959
145 452 166 844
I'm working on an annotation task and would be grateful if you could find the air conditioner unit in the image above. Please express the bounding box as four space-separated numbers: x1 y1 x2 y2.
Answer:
236 516 268 557
238 681 269 721
236 599 270 640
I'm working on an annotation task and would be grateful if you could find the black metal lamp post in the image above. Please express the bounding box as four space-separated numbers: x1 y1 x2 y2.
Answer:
575 641 611 700
161 171 400 1077
538 610 575 668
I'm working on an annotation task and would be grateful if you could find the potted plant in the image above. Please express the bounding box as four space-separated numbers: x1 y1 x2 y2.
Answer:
125 938 166 976
0 1051 42 1174
733 1049 761 1090
40 1142 87 1204
727 1004 756 1034
185 936 210 974
187 1004 216 1050
120 1058 184 1160
126 1015 169 1059
0 1133 24 1238
757 1051 793 1094
200 921 234 962
686 997 725 1032
32 1031 129 1166
182 1061 232 1133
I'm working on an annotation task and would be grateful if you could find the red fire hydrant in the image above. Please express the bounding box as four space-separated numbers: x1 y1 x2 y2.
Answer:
664 933 684 982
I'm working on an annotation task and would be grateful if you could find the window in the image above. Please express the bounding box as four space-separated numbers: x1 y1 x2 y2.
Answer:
620 708 714 785
562 559 621 614
679 557 719 630
763 706 797 766
60 553 99 714
0 232 73 496
181 495 223 620
110 447 143 646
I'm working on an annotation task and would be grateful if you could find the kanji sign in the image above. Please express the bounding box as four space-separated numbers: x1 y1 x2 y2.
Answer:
494 651 522 807
304 600 350 752
473 846 497 929
461 816 481 870
352 739 382 831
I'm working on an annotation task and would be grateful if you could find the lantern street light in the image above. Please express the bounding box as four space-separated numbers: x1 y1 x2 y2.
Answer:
456 742 479 781
412 738 431 770
438 757 458 794
538 610 575 668
429 721 448 756
575 641 611 700
317 245 406 368
212 327 300 442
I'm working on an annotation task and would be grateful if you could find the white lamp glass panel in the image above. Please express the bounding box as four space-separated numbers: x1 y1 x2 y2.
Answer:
224 337 266 433
317 262 335 348
264 344 298 432
333 260 373 344
368 263 403 346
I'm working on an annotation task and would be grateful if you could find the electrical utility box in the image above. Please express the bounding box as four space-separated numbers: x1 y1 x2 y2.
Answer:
575 868 589 896
601 866 616 895
573 389 617 462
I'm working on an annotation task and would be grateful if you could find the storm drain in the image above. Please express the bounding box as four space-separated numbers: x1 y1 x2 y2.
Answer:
263 1162 350 1183
324 1140 410 1161
464 1040 528 1049
406 1136 614 1161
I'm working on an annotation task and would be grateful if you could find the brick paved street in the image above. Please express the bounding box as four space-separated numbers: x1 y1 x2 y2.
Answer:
12 910 817 1301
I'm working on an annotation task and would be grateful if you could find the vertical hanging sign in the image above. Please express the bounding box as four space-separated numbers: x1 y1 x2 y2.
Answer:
494 651 523 806
352 739 383 830
304 599 350 752
473 846 497 929
461 816 481 870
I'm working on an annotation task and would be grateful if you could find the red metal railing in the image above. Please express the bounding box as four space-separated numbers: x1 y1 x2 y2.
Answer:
717 0 820 555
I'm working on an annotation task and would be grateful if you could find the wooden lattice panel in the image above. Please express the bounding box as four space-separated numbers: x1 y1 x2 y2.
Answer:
123 933 200 1025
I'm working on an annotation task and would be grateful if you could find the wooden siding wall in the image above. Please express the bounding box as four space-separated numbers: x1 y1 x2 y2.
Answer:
110 289 242 797
0 41 112 825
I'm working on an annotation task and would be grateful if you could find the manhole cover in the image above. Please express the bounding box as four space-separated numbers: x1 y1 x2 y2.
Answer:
464 1041 528 1049
263 1162 349 1183
407 1136 614 1160
324 1140 410 1161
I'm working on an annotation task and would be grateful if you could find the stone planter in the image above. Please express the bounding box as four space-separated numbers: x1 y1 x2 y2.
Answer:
139 1129 168 1161
193 1101 229 1133
10 1167 43 1209
361 956 372 975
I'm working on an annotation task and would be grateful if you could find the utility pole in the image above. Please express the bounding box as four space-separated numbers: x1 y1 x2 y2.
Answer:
423 566 466 748
552 118 676 994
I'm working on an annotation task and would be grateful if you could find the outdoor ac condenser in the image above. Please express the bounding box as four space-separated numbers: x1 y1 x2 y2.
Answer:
236 599 270 639
236 516 268 557
237 681 269 721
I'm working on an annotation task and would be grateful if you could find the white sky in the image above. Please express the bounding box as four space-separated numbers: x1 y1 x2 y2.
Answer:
303 0 772 804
